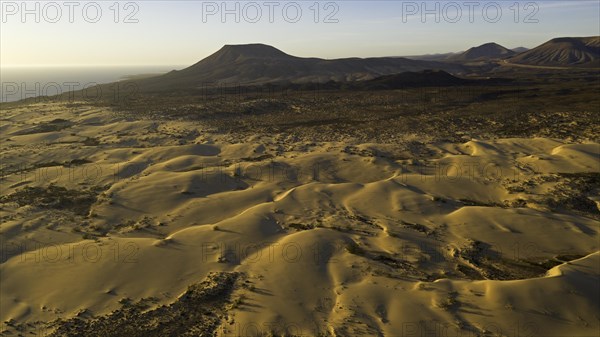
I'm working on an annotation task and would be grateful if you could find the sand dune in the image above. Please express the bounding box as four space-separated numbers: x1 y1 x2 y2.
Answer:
1 102 598 336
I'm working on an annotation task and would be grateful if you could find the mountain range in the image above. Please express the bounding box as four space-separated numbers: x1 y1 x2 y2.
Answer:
507 36 600 67
405 46 527 61
129 36 598 92
134 44 466 92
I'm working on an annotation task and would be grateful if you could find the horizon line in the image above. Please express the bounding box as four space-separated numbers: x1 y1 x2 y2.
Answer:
3 35 599 68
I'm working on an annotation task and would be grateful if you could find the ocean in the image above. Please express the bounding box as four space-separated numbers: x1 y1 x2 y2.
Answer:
0 66 183 102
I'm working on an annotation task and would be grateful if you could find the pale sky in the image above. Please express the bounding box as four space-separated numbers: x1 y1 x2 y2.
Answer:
1 0 599 67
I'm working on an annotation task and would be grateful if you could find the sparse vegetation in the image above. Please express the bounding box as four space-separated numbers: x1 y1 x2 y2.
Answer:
288 222 315 231
545 173 600 218
345 241 365 255
0 184 105 216
13 118 73 135
91 70 600 144
48 272 241 337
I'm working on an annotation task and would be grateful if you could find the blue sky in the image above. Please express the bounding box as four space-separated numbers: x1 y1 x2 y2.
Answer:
1 0 599 66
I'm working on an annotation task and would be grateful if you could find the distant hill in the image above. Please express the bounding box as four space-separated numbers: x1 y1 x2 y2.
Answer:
357 70 474 89
448 43 516 61
508 37 600 67
408 44 526 62
231 70 503 93
133 44 466 91
403 52 461 61
512 47 529 54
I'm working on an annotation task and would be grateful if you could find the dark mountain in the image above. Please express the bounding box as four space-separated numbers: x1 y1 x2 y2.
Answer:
447 42 516 61
133 44 467 91
507 36 600 67
357 70 473 89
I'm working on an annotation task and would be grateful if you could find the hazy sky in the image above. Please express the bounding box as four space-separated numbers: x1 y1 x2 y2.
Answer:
1 0 599 66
